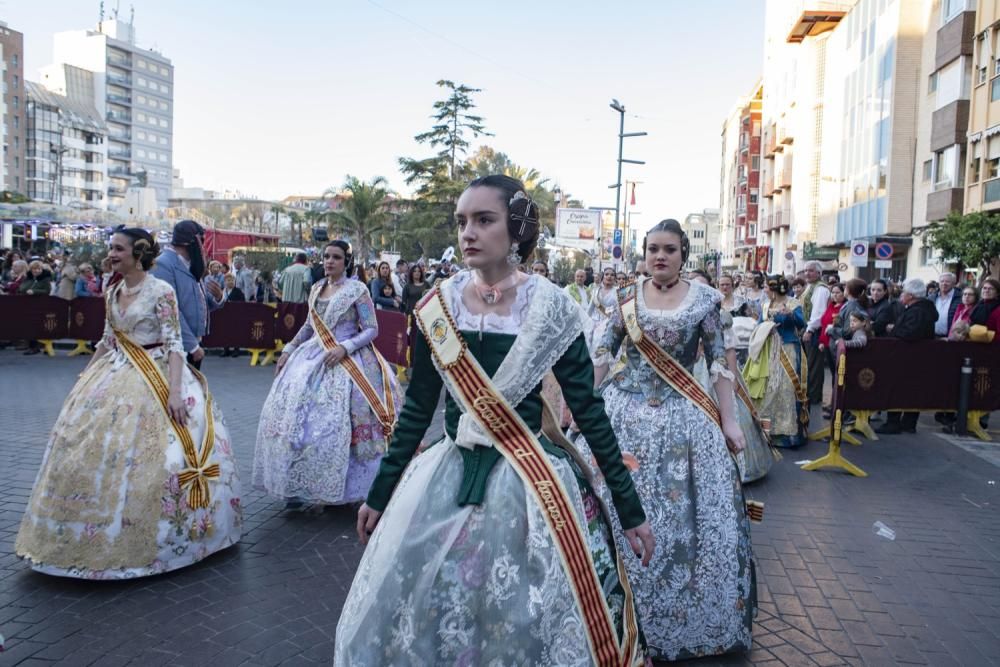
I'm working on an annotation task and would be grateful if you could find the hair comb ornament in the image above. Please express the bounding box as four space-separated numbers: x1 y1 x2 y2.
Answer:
509 191 538 238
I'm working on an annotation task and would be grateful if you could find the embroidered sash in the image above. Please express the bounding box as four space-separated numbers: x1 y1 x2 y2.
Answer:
777 343 810 425
619 280 722 427
415 287 641 667
106 286 219 509
309 284 397 438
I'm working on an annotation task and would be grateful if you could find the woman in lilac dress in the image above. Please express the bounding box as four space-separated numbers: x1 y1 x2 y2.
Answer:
253 240 402 509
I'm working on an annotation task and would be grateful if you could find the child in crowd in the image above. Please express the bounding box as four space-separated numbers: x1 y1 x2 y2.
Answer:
841 311 870 349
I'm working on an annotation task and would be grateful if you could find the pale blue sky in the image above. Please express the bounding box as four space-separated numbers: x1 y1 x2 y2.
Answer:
11 1 765 232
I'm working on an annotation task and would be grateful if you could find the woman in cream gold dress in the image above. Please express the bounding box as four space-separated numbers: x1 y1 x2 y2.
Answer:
16 227 242 579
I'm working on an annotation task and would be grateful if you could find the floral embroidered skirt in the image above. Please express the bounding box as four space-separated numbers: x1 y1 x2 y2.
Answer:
335 439 638 666
692 357 774 483
15 352 243 579
744 338 808 448
578 385 756 660
253 340 401 505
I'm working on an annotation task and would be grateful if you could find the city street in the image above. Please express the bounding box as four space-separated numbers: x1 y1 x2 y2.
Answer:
1 350 999 666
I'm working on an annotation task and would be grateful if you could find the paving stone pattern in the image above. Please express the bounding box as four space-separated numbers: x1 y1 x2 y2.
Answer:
1 350 998 666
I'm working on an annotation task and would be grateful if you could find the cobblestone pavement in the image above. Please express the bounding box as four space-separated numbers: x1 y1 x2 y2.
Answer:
1 350 998 666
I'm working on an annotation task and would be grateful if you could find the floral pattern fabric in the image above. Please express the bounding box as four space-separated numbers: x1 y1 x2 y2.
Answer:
253 279 402 504
335 273 642 666
579 280 755 660
743 300 808 448
15 276 242 579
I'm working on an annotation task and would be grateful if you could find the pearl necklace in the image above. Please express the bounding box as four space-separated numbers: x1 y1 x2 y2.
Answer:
121 275 146 297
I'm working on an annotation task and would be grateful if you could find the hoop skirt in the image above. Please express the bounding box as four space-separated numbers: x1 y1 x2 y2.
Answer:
579 280 755 660
15 277 242 579
253 280 402 504
336 273 647 666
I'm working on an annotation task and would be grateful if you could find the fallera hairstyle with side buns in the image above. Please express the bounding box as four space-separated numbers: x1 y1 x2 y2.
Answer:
324 240 355 275
465 174 541 262
114 226 159 271
642 219 690 263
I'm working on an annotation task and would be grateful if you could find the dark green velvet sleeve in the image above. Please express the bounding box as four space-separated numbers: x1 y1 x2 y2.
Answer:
553 334 647 530
365 330 443 512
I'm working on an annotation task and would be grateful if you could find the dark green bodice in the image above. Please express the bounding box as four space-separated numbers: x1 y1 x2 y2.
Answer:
366 329 646 530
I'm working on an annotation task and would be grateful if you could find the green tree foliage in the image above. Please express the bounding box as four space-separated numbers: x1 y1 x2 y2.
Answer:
324 175 394 265
922 211 1000 280
397 81 492 260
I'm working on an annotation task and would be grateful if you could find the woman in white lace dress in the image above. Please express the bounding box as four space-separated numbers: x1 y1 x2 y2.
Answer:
335 175 655 666
253 240 402 509
580 219 756 660
587 266 620 366
16 227 242 579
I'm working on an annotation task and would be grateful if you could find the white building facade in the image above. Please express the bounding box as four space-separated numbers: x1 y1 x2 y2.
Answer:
41 18 174 210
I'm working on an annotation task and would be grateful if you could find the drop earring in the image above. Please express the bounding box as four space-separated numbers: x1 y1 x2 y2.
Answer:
506 242 521 267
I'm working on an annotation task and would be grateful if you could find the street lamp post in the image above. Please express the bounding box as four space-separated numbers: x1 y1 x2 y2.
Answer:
609 99 646 268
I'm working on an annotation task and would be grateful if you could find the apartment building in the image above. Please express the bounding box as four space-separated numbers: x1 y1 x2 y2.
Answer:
760 2 854 275
682 209 721 273
906 0 976 281
964 0 1000 219
41 18 173 209
25 81 108 209
720 83 764 272
0 22 25 194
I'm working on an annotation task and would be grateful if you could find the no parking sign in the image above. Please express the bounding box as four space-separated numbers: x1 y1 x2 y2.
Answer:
875 242 893 260
849 239 868 267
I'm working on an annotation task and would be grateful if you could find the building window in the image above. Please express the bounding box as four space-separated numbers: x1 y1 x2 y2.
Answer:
12 95 17 108
971 141 982 182
987 136 1000 179
751 155 760 170
943 0 968 24
928 72 937 93
12 54 17 67
922 160 933 182
992 76 1000 102
13 74 18 86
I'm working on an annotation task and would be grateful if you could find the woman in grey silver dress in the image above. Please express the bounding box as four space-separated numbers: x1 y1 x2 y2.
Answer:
582 219 756 660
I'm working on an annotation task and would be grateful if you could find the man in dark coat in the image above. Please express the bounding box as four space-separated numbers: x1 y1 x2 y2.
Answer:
876 278 938 434
869 279 899 337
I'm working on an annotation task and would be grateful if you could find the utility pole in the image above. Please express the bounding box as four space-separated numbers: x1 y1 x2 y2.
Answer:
609 99 646 268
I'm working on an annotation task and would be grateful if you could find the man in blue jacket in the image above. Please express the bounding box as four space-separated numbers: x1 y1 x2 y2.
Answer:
152 220 224 370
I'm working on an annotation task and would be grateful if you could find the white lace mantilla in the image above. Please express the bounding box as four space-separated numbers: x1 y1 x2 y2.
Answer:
436 271 584 446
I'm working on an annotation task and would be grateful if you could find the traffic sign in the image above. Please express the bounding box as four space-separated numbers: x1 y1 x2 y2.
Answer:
849 240 868 267
613 229 623 245
612 246 623 259
875 242 893 260
784 250 794 260
874 259 892 269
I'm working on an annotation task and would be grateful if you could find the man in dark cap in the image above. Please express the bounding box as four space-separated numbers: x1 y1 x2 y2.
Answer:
152 220 224 369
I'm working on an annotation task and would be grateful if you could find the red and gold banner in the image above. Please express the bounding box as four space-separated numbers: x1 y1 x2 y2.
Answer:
201 302 277 349
275 303 309 343
416 288 641 667
374 310 409 367
68 297 105 341
0 295 70 341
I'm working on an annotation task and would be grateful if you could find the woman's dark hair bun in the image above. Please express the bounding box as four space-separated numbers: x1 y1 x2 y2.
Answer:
466 174 540 262
114 226 159 271
325 239 355 275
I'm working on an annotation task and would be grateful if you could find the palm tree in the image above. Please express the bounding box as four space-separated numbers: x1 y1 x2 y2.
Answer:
323 175 393 265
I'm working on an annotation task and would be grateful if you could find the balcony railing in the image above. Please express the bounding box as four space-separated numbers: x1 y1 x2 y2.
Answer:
107 111 131 123
107 73 131 87
984 178 1000 204
108 148 132 158
108 93 132 105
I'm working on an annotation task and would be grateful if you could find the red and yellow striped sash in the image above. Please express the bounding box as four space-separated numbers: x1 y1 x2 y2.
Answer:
416 287 641 667
619 283 722 427
309 286 396 438
106 287 219 509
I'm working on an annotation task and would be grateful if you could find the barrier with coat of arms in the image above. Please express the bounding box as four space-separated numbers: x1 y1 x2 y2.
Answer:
806 339 1000 477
